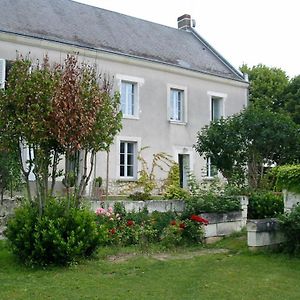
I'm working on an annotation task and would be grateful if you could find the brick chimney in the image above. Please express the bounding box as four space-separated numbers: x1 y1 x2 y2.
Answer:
177 14 191 30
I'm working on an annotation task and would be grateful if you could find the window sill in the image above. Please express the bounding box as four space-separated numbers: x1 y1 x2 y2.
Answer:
169 120 187 126
203 176 218 181
117 178 137 182
122 115 139 120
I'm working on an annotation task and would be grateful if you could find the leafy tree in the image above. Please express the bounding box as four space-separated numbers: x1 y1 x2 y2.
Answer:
0 56 59 207
195 106 300 188
240 64 289 111
195 115 246 185
0 54 121 212
283 75 300 124
242 106 300 187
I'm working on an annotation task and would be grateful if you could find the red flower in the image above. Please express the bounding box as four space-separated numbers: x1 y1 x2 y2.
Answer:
170 220 177 226
109 228 116 234
190 215 209 225
179 223 185 229
126 220 134 226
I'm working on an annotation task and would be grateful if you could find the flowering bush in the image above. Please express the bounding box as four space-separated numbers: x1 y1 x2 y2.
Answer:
95 206 207 248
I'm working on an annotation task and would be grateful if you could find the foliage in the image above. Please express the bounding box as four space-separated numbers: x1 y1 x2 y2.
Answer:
184 194 241 215
163 164 190 200
94 176 103 187
284 75 300 124
0 53 121 211
128 191 152 201
195 115 246 185
247 191 283 219
0 148 22 202
279 204 300 255
4 197 99 266
240 64 289 111
271 165 300 193
136 147 174 195
195 105 300 188
94 205 206 248
183 178 241 215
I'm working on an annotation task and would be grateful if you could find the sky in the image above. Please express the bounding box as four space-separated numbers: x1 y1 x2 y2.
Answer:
75 0 300 78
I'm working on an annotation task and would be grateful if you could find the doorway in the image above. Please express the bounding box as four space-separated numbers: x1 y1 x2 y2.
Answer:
178 154 190 188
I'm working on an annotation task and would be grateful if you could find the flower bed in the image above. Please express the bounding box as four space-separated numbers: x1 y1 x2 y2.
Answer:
94 205 208 247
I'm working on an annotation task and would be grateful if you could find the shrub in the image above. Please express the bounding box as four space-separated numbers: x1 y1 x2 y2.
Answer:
163 164 190 200
279 204 300 254
5 197 99 266
128 191 152 201
248 191 283 219
271 165 300 193
183 193 241 217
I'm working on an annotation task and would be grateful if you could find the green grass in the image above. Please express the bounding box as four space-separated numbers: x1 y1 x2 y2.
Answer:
1 235 300 299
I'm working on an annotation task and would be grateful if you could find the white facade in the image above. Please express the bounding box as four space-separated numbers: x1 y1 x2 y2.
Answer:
0 21 248 195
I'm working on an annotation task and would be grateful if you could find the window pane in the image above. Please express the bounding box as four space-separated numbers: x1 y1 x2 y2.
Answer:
127 166 133 177
212 97 222 121
120 166 125 177
170 89 183 121
120 142 125 153
120 153 125 165
121 81 136 116
127 153 133 165
127 142 134 154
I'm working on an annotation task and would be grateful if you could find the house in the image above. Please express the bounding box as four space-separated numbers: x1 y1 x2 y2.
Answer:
0 0 248 195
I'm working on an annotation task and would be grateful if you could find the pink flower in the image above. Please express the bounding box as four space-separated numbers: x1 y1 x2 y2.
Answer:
95 207 106 215
108 207 113 213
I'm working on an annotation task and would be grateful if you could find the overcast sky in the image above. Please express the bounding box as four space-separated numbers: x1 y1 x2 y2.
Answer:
75 0 299 78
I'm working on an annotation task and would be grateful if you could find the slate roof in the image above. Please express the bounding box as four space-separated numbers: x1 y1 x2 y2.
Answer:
0 0 244 81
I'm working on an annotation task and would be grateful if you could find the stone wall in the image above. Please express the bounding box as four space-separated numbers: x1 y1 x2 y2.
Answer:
0 196 22 239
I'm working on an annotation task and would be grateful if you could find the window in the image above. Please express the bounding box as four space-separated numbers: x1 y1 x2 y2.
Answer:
121 81 137 117
206 157 218 178
0 59 6 89
170 88 184 121
120 141 136 178
211 96 223 121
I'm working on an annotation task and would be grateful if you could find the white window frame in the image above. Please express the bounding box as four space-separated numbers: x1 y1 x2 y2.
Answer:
167 84 187 124
116 136 141 180
0 59 6 89
116 74 144 119
208 91 227 121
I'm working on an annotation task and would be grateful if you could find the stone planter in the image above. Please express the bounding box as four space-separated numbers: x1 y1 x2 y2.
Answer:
247 218 285 248
201 211 244 238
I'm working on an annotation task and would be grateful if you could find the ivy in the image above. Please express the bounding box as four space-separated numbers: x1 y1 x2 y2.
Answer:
272 165 300 193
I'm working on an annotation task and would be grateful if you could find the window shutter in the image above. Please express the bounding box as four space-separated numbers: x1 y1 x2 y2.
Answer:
0 59 6 89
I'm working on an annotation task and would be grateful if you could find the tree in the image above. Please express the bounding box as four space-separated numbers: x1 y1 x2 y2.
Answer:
0 54 122 212
283 75 300 124
195 106 300 188
240 64 289 111
195 115 246 185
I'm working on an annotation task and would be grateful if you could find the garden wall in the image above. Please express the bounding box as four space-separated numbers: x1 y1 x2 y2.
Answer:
0 196 22 239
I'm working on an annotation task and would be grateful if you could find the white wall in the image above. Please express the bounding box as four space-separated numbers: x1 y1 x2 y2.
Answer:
0 33 248 194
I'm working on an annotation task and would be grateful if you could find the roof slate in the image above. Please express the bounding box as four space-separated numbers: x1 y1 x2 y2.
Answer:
0 0 244 81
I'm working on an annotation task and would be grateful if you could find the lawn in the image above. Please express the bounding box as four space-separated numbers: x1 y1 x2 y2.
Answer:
1 234 300 300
